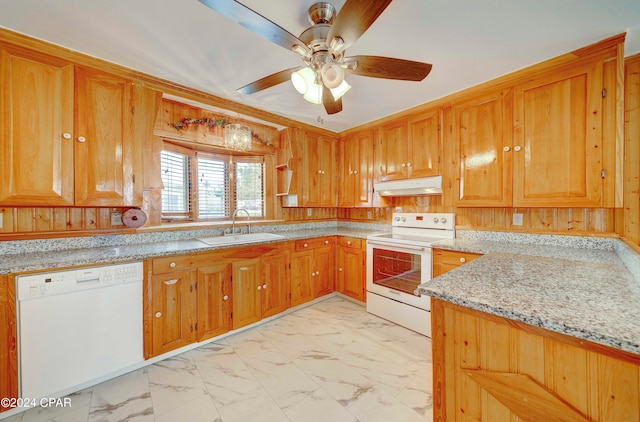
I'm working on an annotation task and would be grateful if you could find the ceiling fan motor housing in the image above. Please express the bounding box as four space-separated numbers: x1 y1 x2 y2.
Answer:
307 2 336 25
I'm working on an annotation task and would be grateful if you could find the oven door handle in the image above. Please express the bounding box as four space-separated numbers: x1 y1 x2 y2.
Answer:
367 240 428 252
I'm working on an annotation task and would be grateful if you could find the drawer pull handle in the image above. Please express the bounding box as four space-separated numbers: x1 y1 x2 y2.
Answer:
169 262 176 268
164 279 178 285
303 243 308 248
223 295 229 301
459 258 466 263
347 241 351 245
325 240 329 245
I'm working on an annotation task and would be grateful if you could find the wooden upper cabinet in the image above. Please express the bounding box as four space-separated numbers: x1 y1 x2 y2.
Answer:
377 111 441 181
74 67 140 206
0 45 145 207
408 109 441 178
338 129 374 207
302 130 336 207
377 118 408 181
452 89 514 207
0 47 75 206
513 60 604 207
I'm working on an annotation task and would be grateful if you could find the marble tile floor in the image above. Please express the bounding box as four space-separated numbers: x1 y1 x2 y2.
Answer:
5 297 434 422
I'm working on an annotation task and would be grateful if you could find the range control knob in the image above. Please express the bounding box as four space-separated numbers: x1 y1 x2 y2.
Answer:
433 217 439 223
441 217 447 224
401 216 406 222
394 216 400 222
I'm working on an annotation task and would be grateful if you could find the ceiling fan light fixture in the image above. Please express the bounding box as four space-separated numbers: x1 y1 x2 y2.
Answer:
321 62 345 89
328 36 345 54
303 82 323 104
291 67 315 94
330 80 351 101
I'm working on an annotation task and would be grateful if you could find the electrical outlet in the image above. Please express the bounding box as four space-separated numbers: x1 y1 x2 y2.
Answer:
111 212 123 226
306 208 312 217
367 211 373 219
0 212 3 229
513 213 523 226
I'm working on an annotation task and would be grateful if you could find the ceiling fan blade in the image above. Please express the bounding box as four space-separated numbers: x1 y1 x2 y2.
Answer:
327 0 393 51
198 0 311 57
323 85 343 115
238 67 302 95
345 55 432 81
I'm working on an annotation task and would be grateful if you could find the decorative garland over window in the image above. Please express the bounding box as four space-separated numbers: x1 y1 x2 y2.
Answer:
169 117 271 145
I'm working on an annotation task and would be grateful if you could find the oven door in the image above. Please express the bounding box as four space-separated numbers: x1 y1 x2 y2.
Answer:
366 239 431 310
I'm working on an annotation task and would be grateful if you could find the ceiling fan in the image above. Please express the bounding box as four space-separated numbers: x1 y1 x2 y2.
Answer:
198 0 433 115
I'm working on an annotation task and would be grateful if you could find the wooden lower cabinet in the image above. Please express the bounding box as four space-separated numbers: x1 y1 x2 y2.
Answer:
150 269 195 356
432 299 640 422
261 250 290 319
290 237 335 307
336 237 366 301
0 274 17 412
196 263 231 341
432 248 483 277
231 258 262 330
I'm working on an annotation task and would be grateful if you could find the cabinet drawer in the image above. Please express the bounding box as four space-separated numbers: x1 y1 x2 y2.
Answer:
295 237 334 251
337 237 362 249
152 255 192 274
433 249 482 266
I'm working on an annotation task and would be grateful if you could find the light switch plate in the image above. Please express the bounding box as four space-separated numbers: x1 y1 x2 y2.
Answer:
0 212 3 229
111 212 123 226
513 213 523 226
306 208 312 217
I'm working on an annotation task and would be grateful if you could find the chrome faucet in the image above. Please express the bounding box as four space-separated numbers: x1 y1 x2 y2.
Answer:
230 208 251 235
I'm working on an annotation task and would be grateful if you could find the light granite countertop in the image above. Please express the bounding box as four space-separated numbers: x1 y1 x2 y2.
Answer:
419 235 640 355
0 227 380 274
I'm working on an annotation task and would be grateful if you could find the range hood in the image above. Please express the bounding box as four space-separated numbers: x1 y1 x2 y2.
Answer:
374 176 443 197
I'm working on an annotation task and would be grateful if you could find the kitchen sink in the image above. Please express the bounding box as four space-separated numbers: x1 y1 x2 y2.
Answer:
196 232 285 246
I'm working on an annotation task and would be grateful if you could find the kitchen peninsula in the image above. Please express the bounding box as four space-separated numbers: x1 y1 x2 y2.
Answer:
419 233 640 422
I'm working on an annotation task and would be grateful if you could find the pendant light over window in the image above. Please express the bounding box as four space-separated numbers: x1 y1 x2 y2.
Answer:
224 123 252 151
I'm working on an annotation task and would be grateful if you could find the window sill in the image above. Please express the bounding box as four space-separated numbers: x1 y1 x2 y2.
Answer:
136 219 286 233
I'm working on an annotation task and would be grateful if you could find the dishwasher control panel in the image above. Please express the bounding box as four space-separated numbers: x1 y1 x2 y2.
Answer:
16 262 143 300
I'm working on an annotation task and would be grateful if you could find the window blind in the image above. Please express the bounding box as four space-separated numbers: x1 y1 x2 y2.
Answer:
160 149 191 218
197 155 230 219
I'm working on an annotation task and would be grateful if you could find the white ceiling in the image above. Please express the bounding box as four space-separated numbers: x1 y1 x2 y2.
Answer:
2 0 640 133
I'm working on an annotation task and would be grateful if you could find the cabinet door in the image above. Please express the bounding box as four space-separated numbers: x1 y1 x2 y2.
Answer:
408 109 441 178
290 250 314 307
0 47 74 206
377 118 408 181
151 271 195 356
313 243 334 298
196 264 231 341
513 61 603 207
337 137 356 207
354 130 374 207
0 274 17 407
337 245 365 301
231 259 261 330
261 252 289 319
304 131 336 206
453 89 513 206
74 67 141 206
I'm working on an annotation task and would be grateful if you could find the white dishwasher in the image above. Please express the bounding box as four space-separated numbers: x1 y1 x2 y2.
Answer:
16 261 144 399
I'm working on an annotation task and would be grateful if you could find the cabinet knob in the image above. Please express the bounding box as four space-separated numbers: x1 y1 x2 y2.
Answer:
62 133 72 140
311 272 316 277
77 136 86 143
406 162 412 167
169 262 176 268
514 145 522 152
155 312 162 318
349 170 353 175
262 284 267 289
347 241 351 245
503 146 511 152
316 270 320 275
325 240 329 245
257 285 262 290
339 268 343 272
353 170 358 174
303 243 308 248
460 257 466 263
223 295 229 301
401 163 406 168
